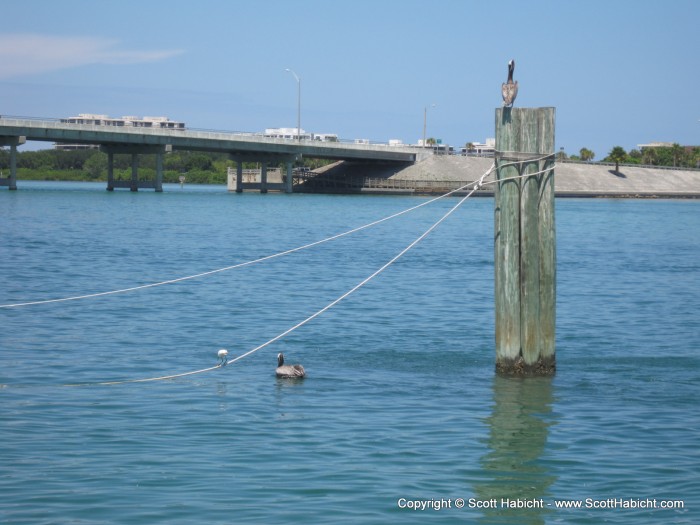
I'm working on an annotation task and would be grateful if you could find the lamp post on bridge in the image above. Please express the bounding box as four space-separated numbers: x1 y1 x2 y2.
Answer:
285 68 301 142
423 103 436 148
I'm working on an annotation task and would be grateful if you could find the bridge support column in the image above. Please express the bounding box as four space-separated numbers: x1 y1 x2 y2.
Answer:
107 152 115 191
229 154 294 193
236 162 243 193
260 162 268 193
130 153 139 191
155 150 163 192
285 161 293 193
8 142 18 190
0 136 25 190
100 144 168 191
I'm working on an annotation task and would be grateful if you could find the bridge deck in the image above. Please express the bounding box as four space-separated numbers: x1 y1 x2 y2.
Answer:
0 117 420 163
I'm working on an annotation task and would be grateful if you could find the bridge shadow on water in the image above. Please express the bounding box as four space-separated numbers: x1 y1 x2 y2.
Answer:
473 375 558 525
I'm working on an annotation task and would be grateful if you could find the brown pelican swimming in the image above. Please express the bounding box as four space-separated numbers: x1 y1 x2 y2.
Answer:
276 353 306 378
501 59 518 107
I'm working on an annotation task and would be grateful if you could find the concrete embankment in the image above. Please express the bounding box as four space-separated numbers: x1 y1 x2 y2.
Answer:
312 156 700 198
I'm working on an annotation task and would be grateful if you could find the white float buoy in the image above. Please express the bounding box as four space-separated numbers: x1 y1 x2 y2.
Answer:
217 349 229 365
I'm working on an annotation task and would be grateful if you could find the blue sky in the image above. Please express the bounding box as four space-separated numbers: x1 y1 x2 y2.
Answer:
1 0 698 159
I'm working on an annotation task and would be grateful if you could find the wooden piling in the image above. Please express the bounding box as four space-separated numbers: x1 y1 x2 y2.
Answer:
494 107 556 375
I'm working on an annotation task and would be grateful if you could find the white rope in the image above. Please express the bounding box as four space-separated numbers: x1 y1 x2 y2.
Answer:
53 164 496 387
484 159 556 186
64 363 226 387
0 174 493 310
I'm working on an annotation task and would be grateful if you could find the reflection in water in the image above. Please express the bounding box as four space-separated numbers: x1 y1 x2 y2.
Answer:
474 376 558 524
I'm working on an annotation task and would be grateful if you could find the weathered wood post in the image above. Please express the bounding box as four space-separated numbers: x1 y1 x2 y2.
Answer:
494 107 555 375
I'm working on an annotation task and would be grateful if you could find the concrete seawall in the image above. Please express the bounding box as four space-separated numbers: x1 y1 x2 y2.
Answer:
312 156 700 198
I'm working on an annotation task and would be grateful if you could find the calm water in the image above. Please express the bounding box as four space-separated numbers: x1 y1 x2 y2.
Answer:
1 182 698 524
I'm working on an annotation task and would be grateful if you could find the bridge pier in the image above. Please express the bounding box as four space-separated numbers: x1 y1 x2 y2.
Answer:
101 144 167 192
229 154 297 193
131 153 139 191
236 162 243 193
285 160 293 193
156 151 164 192
260 163 268 193
0 136 26 190
107 152 114 191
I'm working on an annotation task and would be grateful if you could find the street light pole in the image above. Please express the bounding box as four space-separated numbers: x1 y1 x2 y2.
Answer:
285 68 301 141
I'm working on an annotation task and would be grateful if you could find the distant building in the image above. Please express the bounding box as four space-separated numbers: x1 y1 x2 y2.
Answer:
263 127 338 142
637 142 674 149
54 114 186 150
60 114 185 129
461 138 495 156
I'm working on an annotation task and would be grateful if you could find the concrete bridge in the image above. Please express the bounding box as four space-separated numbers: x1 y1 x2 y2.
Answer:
0 117 425 192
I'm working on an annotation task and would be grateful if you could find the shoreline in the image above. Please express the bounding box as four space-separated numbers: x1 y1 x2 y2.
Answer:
303 157 700 198
5 156 700 199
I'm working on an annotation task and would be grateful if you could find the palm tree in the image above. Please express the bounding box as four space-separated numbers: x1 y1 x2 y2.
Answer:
607 146 627 173
670 143 683 167
579 148 595 162
642 147 657 166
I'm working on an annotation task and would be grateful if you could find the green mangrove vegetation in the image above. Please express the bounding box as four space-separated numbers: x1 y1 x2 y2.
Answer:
0 148 334 184
1 143 697 185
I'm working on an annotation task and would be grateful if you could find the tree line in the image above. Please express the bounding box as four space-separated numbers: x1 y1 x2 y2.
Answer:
0 148 333 184
1 145 697 184
560 144 700 170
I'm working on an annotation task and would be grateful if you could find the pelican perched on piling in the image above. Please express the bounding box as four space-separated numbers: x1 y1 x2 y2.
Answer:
501 59 518 107
276 353 305 379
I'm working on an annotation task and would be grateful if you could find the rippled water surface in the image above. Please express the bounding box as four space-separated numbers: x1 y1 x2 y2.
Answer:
1 182 699 524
